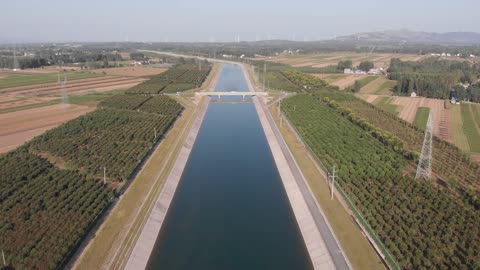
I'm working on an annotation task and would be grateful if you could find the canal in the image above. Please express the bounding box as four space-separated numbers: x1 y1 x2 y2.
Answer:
146 64 313 270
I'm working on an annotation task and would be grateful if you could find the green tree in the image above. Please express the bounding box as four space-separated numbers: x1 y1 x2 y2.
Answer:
353 80 361 92
358 61 374 72
337 60 353 71
130 52 145 61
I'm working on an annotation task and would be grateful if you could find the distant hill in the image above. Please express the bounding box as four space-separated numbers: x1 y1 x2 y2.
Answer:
336 29 480 44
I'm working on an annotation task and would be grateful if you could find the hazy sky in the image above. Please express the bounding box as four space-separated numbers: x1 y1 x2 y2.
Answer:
1 0 479 42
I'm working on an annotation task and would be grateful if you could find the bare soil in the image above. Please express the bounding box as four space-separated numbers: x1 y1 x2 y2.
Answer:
382 96 452 142
0 96 57 110
0 77 145 97
21 66 82 73
0 104 94 153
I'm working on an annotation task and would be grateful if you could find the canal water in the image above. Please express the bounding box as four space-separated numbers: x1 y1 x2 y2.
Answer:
146 64 313 270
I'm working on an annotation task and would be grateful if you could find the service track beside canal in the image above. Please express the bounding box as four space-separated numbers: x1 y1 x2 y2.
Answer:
124 96 210 270
242 64 351 270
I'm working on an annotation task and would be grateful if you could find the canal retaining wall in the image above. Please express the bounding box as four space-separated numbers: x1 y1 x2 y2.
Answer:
242 63 350 270
124 96 210 270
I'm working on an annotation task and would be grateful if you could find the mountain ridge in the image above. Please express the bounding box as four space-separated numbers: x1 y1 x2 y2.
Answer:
336 29 480 44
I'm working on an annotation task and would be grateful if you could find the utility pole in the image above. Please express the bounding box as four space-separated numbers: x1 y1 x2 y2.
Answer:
103 167 106 185
2 249 6 267
154 127 157 139
330 165 337 200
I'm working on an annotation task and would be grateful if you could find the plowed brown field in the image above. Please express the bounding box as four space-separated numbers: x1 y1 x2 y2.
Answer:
0 104 94 153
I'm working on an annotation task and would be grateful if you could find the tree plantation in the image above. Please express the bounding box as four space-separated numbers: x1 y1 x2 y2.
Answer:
388 58 480 100
282 93 479 269
126 63 211 94
0 150 112 270
0 66 188 269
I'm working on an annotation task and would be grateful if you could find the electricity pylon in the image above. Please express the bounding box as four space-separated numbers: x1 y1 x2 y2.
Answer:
415 110 433 180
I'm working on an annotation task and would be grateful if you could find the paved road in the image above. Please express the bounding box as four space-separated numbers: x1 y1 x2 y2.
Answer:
258 98 350 270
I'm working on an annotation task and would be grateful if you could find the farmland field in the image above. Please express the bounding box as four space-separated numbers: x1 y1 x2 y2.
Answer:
0 150 113 270
0 65 188 270
373 96 400 115
364 96 480 157
359 77 396 95
28 102 182 182
282 93 479 270
313 74 367 90
362 95 453 143
330 94 480 194
413 107 430 129
126 64 211 94
461 104 480 152
0 76 145 97
0 71 103 89
92 66 167 77
0 104 94 153
260 52 429 69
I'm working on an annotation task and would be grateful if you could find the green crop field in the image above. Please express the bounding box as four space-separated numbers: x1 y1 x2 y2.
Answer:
0 72 103 89
461 104 480 152
470 104 480 131
356 75 378 88
413 107 430 129
359 77 396 95
373 96 399 115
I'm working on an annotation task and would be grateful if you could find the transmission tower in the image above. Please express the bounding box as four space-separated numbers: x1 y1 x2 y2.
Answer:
415 110 433 180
